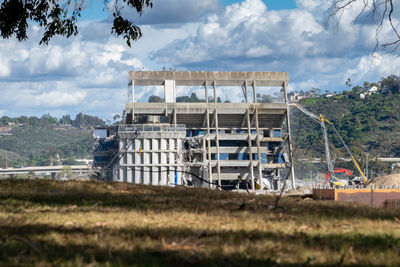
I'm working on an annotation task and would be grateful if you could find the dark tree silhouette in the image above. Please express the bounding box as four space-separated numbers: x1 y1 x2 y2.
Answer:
0 0 152 46
148 95 164 102
330 0 400 51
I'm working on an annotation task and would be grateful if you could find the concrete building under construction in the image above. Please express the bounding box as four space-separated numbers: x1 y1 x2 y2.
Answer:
93 71 295 191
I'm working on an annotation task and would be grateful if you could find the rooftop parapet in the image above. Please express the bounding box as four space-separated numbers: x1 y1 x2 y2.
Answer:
129 71 289 86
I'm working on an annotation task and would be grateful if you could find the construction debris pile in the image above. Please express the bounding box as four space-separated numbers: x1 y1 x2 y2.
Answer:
367 174 400 187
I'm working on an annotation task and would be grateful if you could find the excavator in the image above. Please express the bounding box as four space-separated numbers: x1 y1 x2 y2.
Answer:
291 103 368 186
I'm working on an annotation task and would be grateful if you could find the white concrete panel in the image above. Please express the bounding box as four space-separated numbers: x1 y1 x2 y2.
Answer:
160 138 168 185
169 139 175 186
134 139 141 183
176 139 182 185
126 141 133 183
164 80 176 103
143 138 151 184
152 139 159 185
121 139 127 182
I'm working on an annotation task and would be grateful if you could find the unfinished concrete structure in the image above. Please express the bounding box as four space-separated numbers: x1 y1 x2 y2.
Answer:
94 71 295 190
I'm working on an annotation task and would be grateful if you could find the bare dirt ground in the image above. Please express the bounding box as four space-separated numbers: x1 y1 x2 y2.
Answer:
285 187 312 195
368 174 400 186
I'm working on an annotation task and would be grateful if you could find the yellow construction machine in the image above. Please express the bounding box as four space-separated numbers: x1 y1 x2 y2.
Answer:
291 103 368 186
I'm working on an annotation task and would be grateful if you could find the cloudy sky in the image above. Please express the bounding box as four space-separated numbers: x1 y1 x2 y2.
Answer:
0 0 399 119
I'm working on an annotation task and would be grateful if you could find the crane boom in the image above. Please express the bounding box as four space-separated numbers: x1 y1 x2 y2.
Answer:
290 103 367 184
291 103 335 179
330 124 368 183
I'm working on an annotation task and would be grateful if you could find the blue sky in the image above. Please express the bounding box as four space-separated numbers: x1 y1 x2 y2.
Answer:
0 0 399 119
80 0 298 20
223 0 297 9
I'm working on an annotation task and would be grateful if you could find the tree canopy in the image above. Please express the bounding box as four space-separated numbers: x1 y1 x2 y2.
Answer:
0 0 152 46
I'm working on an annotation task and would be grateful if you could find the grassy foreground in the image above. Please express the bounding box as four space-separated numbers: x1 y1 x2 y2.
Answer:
0 180 400 266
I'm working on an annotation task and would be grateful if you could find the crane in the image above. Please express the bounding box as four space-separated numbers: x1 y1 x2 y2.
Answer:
291 103 367 186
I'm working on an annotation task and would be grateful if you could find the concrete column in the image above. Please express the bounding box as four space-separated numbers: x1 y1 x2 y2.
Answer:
131 79 135 124
252 81 264 190
152 138 159 185
213 81 222 189
283 81 296 188
126 140 133 183
176 139 182 185
164 80 176 103
169 139 175 186
143 138 151 184
173 107 177 127
202 136 207 187
205 81 213 188
160 138 168 185
120 139 127 182
245 81 255 190
134 138 141 183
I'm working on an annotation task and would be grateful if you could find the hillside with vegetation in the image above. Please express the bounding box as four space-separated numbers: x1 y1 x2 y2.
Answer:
291 75 400 179
0 113 105 168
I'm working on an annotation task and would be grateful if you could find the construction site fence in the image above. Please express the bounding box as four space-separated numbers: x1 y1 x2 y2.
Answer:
312 184 400 190
312 184 400 208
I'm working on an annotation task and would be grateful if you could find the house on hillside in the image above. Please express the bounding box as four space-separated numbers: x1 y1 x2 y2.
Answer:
323 93 336 98
289 91 310 102
360 86 379 99
0 126 12 136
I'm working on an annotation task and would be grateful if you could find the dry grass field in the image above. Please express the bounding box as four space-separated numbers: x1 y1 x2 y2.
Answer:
1 179 400 266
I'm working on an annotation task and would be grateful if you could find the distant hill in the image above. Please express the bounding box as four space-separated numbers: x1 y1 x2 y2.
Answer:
0 113 105 168
291 75 400 178
0 126 93 168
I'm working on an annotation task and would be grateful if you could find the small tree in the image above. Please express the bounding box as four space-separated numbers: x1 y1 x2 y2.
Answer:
57 165 74 180
380 75 400 94
148 95 164 103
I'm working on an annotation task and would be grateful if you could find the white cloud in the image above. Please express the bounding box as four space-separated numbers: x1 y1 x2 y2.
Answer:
0 81 86 108
0 59 10 78
0 22 149 118
296 0 329 11
27 90 87 108
345 53 400 83
152 0 400 91
1 0 400 119
120 0 219 27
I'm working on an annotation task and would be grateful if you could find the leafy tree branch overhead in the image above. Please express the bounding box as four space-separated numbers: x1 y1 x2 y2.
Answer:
331 0 400 51
0 0 152 46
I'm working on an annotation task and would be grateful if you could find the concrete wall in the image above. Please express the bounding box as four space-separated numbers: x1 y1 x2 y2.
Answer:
117 130 186 186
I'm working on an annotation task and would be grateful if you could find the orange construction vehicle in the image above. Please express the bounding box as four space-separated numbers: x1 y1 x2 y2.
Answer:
325 168 365 185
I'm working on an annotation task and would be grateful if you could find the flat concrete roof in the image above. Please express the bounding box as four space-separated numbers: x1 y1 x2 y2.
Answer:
129 71 289 86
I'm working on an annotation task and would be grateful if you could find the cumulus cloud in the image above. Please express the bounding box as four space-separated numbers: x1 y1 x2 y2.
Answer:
345 53 400 82
0 22 148 118
118 0 219 27
151 0 400 91
2 0 400 119
0 81 86 109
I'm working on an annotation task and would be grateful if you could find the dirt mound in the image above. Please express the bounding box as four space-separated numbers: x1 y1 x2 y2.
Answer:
285 187 312 195
368 174 400 186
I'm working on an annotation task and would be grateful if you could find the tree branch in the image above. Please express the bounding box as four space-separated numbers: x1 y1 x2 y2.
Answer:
330 0 400 52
